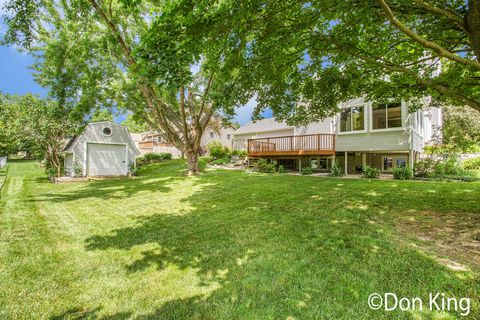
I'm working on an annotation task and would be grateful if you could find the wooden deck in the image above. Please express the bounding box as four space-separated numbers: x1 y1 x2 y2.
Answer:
248 134 335 157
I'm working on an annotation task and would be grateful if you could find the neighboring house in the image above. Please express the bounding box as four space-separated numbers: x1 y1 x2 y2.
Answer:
133 126 235 157
234 97 442 173
62 121 140 177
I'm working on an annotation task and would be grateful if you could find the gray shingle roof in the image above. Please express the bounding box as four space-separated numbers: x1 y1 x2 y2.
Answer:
234 118 292 134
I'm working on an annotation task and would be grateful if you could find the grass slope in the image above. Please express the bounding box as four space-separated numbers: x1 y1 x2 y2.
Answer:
0 160 479 319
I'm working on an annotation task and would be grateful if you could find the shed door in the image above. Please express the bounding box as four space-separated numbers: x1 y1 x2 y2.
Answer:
87 143 127 176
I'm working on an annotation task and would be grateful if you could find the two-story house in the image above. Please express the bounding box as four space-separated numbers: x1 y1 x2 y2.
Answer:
233 97 442 174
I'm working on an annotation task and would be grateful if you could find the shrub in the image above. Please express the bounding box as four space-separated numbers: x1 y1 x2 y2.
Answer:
301 167 313 175
414 157 437 177
72 160 83 177
231 149 247 157
362 166 380 179
392 167 413 180
277 165 286 174
144 153 163 162
136 156 146 167
329 164 343 177
254 158 277 173
45 167 57 178
128 161 137 176
159 152 172 160
433 155 463 176
462 157 480 170
199 156 213 163
208 141 230 159
139 153 172 166
212 156 231 165
415 155 475 180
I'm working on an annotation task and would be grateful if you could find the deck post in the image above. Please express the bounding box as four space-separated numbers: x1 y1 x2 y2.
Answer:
409 149 414 169
299 158 302 173
362 153 367 168
344 151 348 175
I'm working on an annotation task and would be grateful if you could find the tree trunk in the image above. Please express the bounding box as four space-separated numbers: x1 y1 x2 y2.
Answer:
186 150 200 175
467 0 480 62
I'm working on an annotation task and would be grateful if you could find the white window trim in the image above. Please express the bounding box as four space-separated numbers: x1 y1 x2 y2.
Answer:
337 104 368 135
369 101 405 133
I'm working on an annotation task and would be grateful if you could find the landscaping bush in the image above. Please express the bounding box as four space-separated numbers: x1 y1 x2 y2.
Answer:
128 161 137 176
45 167 57 179
413 157 437 177
329 164 343 177
199 156 213 163
144 153 164 162
462 157 480 170
136 156 146 167
208 141 230 159
254 159 277 173
301 167 313 175
277 165 286 174
362 166 380 179
392 167 413 180
414 155 476 180
72 160 83 177
159 153 172 160
138 153 172 167
212 156 231 165
231 149 247 157
433 155 464 176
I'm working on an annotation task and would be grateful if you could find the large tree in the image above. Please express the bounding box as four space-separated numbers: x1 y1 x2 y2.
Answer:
142 0 480 125
2 0 249 174
0 94 78 176
121 113 150 133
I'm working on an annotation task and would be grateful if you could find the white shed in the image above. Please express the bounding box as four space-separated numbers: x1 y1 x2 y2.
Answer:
62 121 140 177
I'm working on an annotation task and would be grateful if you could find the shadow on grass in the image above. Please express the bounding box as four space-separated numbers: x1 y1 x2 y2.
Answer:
75 165 480 319
29 161 190 202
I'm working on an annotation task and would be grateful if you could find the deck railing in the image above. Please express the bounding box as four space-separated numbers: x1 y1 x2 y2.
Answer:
247 134 335 156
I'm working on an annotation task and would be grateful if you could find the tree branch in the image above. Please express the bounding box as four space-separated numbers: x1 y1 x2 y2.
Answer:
377 0 480 70
412 0 466 31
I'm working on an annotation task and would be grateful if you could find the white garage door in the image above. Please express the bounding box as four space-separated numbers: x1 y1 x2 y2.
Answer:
87 143 127 176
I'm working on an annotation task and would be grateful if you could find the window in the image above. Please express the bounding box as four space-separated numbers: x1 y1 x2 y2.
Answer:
340 106 365 132
210 132 214 138
227 134 231 140
383 157 393 170
372 103 402 129
311 158 328 170
102 127 112 136
396 158 407 168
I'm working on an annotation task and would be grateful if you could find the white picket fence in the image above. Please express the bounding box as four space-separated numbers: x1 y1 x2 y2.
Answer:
0 157 6 169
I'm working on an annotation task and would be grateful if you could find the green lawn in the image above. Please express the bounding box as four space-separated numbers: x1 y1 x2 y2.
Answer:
0 160 479 319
